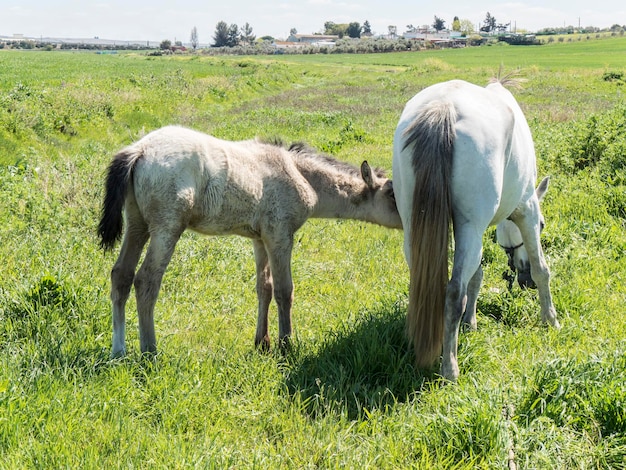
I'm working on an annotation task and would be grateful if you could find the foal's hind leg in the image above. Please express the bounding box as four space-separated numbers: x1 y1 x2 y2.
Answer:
134 229 182 354
253 239 273 350
110 207 148 357
512 207 560 328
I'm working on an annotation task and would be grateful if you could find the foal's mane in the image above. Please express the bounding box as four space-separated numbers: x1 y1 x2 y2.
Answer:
262 137 387 178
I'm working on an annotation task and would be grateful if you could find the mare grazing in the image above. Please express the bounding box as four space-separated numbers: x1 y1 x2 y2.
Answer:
392 78 560 381
98 126 402 357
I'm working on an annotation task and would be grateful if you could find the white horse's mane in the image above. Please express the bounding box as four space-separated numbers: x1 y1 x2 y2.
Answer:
489 67 527 89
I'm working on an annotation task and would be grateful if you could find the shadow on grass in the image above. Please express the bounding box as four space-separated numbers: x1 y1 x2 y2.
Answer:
283 298 439 420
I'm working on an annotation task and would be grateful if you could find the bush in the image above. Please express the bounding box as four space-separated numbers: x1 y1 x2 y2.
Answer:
540 102 626 175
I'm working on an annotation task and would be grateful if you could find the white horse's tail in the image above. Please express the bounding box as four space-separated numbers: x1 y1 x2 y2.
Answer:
403 100 457 368
98 146 143 251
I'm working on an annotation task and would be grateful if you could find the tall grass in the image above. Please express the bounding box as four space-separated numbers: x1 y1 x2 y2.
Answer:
1 38 625 468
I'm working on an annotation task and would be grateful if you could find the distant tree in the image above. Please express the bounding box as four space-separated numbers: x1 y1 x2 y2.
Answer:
160 39 172 50
362 20 372 36
324 21 348 37
346 22 361 38
459 19 475 36
481 12 497 33
388 25 397 38
213 21 229 47
406 24 417 33
496 22 511 33
190 26 199 50
227 24 240 47
452 16 461 32
290 28 298 36
260 35 275 42
432 16 446 32
241 22 255 45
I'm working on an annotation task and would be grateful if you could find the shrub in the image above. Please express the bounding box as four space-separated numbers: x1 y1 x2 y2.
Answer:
541 102 626 175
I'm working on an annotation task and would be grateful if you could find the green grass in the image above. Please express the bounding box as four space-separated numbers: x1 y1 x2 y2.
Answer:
1 37 625 468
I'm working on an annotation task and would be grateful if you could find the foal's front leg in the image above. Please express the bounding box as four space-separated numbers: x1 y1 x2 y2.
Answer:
253 239 273 350
266 237 294 350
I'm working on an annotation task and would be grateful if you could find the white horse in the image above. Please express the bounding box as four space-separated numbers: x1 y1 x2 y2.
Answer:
98 126 402 357
392 79 560 381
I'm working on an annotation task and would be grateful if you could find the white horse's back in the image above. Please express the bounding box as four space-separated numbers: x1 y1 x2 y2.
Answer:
394 80 535 241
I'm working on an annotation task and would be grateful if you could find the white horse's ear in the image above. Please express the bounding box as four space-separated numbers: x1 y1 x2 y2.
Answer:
536 176 550 201
361 161 375 189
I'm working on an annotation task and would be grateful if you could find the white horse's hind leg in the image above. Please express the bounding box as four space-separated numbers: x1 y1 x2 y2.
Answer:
133 229 182 354
442 227 484 381
253 239 273 350
513 209 560 328
462 264 483 330
110 209 148 358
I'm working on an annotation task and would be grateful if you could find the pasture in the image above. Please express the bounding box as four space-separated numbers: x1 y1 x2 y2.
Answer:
0 37 625 468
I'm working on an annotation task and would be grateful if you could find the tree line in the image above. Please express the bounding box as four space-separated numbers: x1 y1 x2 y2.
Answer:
175 13 625 50
199 12 518 48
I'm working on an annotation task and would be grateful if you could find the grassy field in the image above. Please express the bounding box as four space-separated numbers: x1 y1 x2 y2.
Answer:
0 37 625 468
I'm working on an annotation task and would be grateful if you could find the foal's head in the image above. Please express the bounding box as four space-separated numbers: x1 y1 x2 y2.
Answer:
356 161 403 229
286 140 402 229
496 176 550 289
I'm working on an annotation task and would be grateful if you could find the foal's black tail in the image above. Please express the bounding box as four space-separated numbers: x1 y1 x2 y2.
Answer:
97 147 143 251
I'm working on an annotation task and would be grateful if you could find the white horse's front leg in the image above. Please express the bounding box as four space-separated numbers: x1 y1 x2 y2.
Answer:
252 239 273 350
513 207 560 329
525 239 560 328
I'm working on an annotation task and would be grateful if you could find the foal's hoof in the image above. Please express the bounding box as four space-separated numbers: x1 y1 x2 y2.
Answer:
110 348 126 359
140 350 158 364
278 336 292 355
255 335 271 353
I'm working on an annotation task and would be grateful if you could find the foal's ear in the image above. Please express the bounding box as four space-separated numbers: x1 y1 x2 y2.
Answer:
360 161 375 189
536 176 550 201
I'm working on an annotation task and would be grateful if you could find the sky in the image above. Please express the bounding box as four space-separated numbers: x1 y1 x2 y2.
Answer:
2 1 623 44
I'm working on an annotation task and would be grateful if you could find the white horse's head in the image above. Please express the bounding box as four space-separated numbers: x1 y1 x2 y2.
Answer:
496 176 550 289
